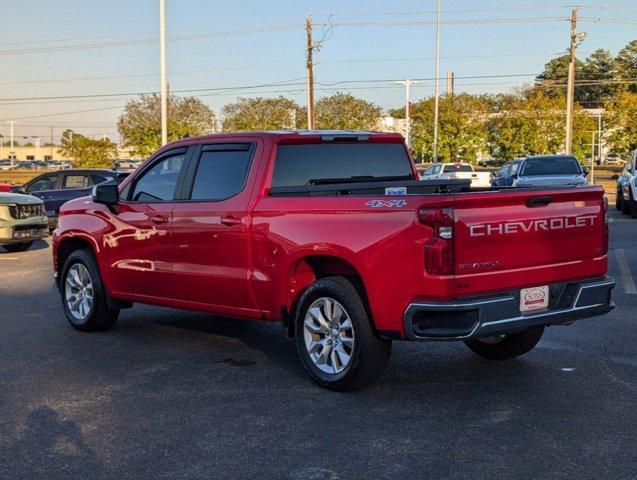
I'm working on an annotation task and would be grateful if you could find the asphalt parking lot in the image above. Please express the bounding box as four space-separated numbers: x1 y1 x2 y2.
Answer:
1 209 635 480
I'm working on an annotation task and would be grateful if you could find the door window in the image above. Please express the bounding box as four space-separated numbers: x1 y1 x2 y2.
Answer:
189 145 253 201
26 174 59 192
432 165 442 174
129 153 186 202
62 174 92 189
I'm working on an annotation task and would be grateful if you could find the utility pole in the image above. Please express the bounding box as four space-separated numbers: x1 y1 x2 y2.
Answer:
393 79 422 148
433 0 441 162
565 7 579 154
50 126 54 158
159 0 168 146
6 121 15 168
305 16 316 130
597 111 602 164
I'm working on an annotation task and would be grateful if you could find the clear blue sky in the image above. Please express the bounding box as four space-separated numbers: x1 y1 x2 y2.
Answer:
1 0 636 142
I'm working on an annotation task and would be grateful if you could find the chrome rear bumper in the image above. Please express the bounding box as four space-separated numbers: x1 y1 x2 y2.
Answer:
403 276 615 340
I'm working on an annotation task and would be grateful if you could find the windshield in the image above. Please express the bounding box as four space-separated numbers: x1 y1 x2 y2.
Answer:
443 164 473 173
272 143 413 187
521 157 582 176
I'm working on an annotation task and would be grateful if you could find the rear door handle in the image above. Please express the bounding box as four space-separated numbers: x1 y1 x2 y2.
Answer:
149 214 168 224
220 215 242 226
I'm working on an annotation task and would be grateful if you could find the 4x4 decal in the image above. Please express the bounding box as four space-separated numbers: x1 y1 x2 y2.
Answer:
365 199 407 208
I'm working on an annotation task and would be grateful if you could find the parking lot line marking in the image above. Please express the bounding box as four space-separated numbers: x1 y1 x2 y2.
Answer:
0 257 19 260
615 248 637 295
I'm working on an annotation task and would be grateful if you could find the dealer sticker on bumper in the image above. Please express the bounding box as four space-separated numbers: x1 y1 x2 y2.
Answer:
520 285 549 313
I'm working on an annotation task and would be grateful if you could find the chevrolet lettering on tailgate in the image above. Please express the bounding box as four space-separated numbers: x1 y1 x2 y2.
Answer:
468 214 597 237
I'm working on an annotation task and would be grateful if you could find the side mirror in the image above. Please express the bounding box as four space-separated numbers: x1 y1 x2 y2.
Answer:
582 166 591 176
92 183 119 205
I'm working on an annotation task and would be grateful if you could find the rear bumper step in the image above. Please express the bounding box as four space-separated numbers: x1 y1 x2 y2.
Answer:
403 276 615 340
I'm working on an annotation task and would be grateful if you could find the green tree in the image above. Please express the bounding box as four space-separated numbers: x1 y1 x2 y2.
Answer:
580 49 619 107
118 94 215 157
605 92 637 153
616 39 637 94
487 90 594 162
222 96 302 131
315 93 382 130
410 93 491 163
536 54 586 102
58 130 118 168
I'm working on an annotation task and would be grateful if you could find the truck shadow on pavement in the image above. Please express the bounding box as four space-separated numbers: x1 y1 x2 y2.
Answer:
0 406 110 480
119 307 548 393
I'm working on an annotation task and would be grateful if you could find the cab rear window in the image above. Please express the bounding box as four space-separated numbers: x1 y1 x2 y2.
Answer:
443 164 473 173
272 143 413 187
522 157 582 176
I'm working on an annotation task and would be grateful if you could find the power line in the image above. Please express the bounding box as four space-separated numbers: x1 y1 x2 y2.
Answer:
0 24 302 57
329 17 569 27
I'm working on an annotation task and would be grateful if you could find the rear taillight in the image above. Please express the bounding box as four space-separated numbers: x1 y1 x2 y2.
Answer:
418 207 454 275
603 197 609 254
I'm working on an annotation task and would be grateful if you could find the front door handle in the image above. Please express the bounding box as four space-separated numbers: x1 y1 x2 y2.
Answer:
149 214 168 225
220 215 241 226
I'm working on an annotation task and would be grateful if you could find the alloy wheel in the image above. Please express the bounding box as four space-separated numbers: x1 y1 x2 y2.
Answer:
303 297 355 374
65 264 94 321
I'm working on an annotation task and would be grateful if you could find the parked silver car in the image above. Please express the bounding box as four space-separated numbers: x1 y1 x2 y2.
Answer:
512 155 589 187
0 192 48 252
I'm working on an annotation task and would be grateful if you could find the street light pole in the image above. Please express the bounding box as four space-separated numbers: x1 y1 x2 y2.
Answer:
159 0 168 146
393 79 422 148
6 120 15 168
432 0 441 162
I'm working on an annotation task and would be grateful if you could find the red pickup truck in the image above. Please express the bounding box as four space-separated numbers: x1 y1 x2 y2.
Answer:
52 131 614 390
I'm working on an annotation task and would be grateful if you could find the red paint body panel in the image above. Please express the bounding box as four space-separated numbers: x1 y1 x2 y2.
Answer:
53 132 609 338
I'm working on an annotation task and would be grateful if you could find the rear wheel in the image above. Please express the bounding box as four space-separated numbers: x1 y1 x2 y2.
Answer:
60 249 119 332
294 276 391 391
2 242 33 253
464 326 544 360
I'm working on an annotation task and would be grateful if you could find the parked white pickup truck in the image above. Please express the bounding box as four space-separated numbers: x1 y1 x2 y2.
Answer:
420 162 491 187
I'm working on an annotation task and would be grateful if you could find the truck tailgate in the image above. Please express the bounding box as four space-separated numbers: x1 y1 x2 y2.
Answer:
452 187 607 295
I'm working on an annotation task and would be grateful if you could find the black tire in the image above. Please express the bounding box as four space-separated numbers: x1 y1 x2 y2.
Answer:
60 249 119 332
615 190 623 211
294 276 391 391
622 192 632 215
2 242 33 253
464 326 544 360
631 200 637 219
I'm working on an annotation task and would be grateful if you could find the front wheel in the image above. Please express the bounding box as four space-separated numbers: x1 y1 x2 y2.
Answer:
294 276 391 391
464 326 544 360
2 242 33 252
60 249 119 332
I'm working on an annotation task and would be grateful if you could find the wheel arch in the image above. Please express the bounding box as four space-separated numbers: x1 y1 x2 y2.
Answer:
282 253 372 337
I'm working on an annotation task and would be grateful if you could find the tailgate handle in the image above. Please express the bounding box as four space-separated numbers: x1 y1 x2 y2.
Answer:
526 195 553 207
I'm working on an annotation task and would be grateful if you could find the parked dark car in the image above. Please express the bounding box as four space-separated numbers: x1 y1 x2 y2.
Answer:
490 159 523 187
12 169 128 228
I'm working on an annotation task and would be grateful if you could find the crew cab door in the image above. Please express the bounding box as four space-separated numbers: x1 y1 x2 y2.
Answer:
169 142 260 315
105 147 189 299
